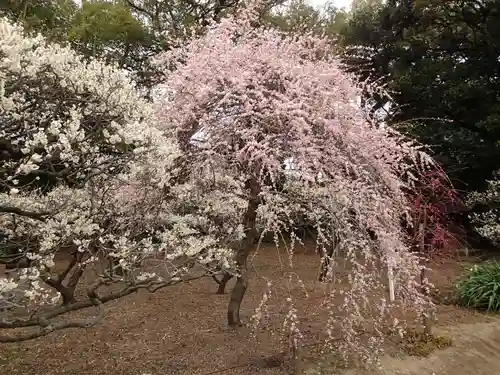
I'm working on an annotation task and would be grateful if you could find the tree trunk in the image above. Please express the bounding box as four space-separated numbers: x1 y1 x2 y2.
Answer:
228 268 249 326
45 278 76 306
227 177 260 327
227 241 255 327
213 272 233 294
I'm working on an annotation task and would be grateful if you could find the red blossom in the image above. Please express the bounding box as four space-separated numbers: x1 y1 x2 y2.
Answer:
407 166 463 262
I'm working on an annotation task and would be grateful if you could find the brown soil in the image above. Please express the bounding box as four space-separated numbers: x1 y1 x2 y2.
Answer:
0 245 496 375
338 319 500 375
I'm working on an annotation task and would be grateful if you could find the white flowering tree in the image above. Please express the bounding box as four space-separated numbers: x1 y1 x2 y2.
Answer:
1 0 444 363
468 170 500 246
0 18 237 342
155 1 438 362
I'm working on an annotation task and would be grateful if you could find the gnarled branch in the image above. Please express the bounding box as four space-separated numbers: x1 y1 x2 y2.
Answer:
0 274 207 342
0 205 50 221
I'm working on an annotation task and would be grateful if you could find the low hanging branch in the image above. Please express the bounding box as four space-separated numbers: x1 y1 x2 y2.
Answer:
0 273 208 342
0 205 50 221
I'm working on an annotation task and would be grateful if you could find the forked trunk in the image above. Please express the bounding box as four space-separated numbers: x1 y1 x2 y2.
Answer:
227 177 260 327
213 272 233 294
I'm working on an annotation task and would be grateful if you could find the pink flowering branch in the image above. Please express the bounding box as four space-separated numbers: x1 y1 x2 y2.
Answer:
154 0 442 362
407 166 463 261
404 165 463 334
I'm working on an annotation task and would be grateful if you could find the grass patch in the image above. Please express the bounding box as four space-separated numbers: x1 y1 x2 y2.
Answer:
456 261 500 312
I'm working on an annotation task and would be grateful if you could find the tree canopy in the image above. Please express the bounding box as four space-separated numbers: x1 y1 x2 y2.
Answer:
342 0 500 193
0 4 440 364
2 0 500 366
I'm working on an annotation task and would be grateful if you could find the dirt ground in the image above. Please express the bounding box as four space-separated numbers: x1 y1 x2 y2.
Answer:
340 319 500 375
0 244 497 375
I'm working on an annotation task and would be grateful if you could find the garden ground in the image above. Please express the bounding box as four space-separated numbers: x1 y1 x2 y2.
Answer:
0 243 498 375
352 319 500 375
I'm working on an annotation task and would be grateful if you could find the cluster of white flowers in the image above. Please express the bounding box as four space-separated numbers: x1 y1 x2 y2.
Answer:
0 17 238 339
468 171 500 245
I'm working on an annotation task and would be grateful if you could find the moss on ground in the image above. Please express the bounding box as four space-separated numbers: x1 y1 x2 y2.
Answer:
401 331 453 357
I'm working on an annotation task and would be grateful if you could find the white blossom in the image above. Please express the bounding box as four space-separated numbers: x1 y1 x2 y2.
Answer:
0 17 236 338
468 171 500 245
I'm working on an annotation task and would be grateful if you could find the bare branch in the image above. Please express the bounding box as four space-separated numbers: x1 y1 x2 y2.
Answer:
0 274 207 342
0 296 104 343
0 205 50 221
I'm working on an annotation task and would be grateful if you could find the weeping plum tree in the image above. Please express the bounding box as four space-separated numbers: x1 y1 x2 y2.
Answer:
156 0 439 360
1 0 446 363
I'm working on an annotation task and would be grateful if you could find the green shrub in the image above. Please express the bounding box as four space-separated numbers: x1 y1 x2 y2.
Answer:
456 261 500 311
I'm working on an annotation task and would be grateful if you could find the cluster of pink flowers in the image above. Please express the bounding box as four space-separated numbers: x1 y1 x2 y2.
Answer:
154 0 437 362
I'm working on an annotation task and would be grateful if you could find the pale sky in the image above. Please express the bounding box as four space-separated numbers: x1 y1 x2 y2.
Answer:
307 0 352 10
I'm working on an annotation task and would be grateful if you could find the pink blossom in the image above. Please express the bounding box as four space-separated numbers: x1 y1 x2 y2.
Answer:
155 0 438 364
